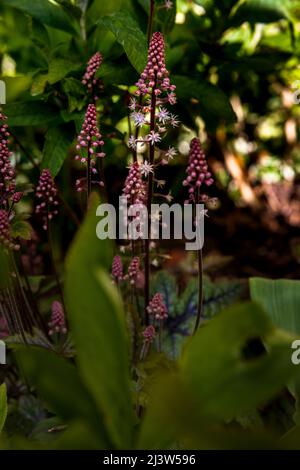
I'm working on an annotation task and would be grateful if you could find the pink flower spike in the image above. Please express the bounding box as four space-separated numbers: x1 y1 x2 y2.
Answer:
147 293 168 321
0 209 19 250
82 52 103 92
183 138 214 202
35 169 59 230
123 162 147 205
142 325 156 344
135 32 176 99
48 301 67 336
0 111 15 208
128 256 140 285
111 255 123 282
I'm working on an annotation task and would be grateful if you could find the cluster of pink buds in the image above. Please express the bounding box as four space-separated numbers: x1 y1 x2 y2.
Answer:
111 255 123 283
35 169 59 230
122 162 147 205
183 138 214 202
11 191 23 204
147 292 168 321
128 32 178 163
142 325 156 344
82 52 103 94
128 256 140 285
135 32 176 97
75 104 105 191
0 209 19 250
0 111 16 208
48 301 67 336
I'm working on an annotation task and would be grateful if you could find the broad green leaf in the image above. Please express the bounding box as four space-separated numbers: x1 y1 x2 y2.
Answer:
65 194 133 448
4 101 58 126
97 11 147 72
249 276 300 424
62 78 86 112
0 76 33 103
14 347 111 447
173 75 237 126
0 384 7 434
2 0 77 34
47 59 81 85
152 272 243 360
181 302 297 419
139 302 297 449
230 0 292 26
250 278 300 334
42 125 74 177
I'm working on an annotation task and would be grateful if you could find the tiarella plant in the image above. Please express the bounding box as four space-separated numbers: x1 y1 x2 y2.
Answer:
0 0 298 452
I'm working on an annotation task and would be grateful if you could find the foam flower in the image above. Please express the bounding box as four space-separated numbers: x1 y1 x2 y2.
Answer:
142 325 156 344
82 52 103 94
111 255 123 283
183 138 214 202
48 301 67 336
128 256 140 285
147 293 168 321
0 111 15 208
35 169 59 230
135 32 176 97
0 209 19 250
75 104 105 191
122 162 147 206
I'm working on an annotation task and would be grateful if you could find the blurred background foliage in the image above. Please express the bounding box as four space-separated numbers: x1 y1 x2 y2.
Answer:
0 0 300 450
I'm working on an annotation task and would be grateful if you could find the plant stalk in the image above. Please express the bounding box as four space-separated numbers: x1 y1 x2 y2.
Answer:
144 80 157 325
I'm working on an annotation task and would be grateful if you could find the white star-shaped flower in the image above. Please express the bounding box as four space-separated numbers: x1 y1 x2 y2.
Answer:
157 107 170 124
128 97 137 111
170 114 180 127
140 160 154 177
147 131 161 145
128 135 137 150
131 111 146 128
165 146 177 160
167 92 177 105
164 0 173 9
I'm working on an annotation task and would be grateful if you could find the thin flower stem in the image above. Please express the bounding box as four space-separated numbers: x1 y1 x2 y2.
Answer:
147 0 155 45
87 143 91 206
193 188 204 334
193 248 203 334
48 222 65 309
10 252 38 331
144 80 157 325
158 320 162 352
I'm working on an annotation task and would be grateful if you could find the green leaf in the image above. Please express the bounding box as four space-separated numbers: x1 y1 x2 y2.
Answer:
173 75 237 127
180 301 297 419
2 0 77 34
14 347 110 446
62 78 86 112
0 384 8 434
47 59 81 85
65 194 134 448
97 11 147 72
152 272 244 360
10 219 32 240
230 0 292 26
250 278 300 334
4 101 58 127
139 302 297 449
42 125 74 177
